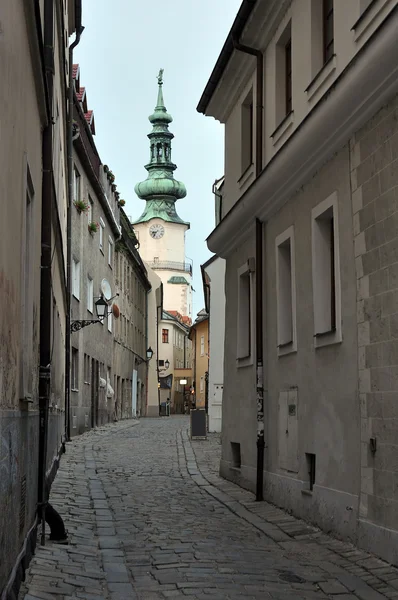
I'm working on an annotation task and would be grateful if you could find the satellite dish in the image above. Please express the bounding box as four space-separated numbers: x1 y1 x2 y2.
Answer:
100 278 112 301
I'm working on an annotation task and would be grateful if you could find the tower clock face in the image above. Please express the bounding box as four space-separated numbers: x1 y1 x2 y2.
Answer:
149 224 165 239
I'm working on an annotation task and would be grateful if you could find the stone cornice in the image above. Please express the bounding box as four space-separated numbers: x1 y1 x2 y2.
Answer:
207 10 398 258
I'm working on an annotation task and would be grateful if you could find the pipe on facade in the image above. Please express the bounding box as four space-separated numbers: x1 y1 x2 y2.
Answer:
38 0 55 547
232 39 265 499
231 38 263 177
65 13 84 443
255 218 264 501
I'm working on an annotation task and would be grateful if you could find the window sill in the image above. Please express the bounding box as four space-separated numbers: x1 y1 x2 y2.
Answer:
351 0 388 42
71 388 79 393
230 466 241 473
277 341 297 357
271 111 294 146
314 328 342 349
100 247 104 255
238 163 255 189
72 294 80 301
301 489 313 497
236 355 254 369
305 54 336 102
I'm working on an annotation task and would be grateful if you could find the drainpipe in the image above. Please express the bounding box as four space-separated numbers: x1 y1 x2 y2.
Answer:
145 285 150 415
255 219 264 501
231 37 263 177
232 39 265 500
38 0 54 546
65 15 84 442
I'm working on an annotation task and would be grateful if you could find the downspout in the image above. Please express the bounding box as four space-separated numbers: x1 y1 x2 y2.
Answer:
145 286 150 415
65 15 84 442
232 38 265 500
38 0 54 545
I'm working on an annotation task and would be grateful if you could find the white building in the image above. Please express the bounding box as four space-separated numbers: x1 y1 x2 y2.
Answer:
201 177 226 433
198 0 398 564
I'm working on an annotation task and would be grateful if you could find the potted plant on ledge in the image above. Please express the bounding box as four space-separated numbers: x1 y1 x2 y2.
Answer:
118 199 126 207
88 221 100 235
74 199 89 214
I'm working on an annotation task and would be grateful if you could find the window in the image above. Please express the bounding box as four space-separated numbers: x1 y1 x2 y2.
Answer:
159 360 165 367
237 260 254 364
323 0 334 63
108 237 114 267
87 276 93 313
200 376 204 392
285 39 292 115
84 354 91 384
275 21 292 127
108 310 113 333
20 162 35 400
72 258 80 300
87 195 93 224
200 335 205 356
71 348 79 390
99 218 105 252
241 88 253 174
73 166 80 202
312 192 341 347
306 453 316 491
162 328 169 344
276 227 297 355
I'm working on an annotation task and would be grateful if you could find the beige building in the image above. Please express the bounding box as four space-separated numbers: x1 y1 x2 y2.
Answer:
190 311 209 410
198 0 398 564
0 0 80 595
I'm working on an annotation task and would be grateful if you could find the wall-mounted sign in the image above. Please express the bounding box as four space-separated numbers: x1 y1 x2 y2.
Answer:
180 379 187 385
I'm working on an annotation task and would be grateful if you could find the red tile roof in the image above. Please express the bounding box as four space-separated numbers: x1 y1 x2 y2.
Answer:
76 87 85 102
72 64 79 79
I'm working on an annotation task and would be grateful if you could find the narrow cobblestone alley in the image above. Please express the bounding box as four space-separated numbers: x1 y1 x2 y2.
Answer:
20 418 398 600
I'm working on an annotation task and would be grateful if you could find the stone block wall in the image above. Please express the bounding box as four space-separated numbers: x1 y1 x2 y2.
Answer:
351 93 398 548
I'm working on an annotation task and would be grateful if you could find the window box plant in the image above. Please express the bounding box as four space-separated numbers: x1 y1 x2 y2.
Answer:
107 170 115 183
88 221 100 234
118 199 126 207
103 164 109 173
74 199 89 213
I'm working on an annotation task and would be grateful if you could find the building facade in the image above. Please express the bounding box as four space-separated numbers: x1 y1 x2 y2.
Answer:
114 211 152 419
71 68 122 433
202 253 226 433
190 311 209 411
198 0 398 563
0 0 79 595
158 311 193 414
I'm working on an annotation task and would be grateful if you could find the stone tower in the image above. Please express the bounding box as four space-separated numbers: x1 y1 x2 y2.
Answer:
133 70 192 319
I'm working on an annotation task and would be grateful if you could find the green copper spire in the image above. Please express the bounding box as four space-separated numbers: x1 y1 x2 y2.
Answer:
133 69 189 227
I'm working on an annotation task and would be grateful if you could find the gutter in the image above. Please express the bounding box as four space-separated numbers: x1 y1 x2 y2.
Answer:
65 3 84 443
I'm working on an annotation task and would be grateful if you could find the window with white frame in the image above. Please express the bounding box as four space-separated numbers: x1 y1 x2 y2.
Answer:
73 166 80 203
71 347 79 390
275 21 292 126
87 195 93 223
200 335 205 356
237 260 254 364
241 88 253 174
72 258 80 300
108 237 114 267
99 218 105 251
312 192 341 347
87 276 93 313
276 226 297 355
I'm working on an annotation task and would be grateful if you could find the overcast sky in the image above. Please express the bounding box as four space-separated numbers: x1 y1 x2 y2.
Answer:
75 0 241 315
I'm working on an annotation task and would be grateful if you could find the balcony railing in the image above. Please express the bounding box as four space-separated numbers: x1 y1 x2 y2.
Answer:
148 261 192 275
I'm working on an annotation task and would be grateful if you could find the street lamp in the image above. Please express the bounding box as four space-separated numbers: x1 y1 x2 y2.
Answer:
70 296 111 332
146 347 154 360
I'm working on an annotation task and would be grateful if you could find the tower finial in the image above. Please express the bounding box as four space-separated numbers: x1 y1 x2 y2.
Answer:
157 68 164 85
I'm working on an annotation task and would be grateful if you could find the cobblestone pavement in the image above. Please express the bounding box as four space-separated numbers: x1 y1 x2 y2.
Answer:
19 417 398 600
